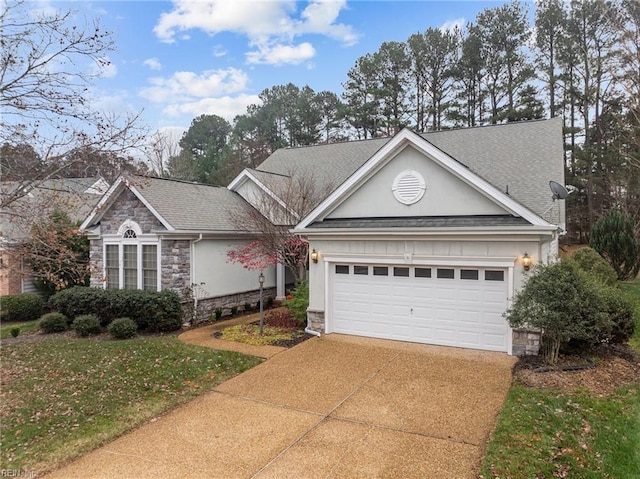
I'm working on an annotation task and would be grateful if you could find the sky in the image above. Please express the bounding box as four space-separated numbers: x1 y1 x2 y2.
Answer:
50 0 523 139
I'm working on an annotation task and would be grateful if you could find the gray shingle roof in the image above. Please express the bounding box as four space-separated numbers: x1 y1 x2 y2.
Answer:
131 177 249 232
255 118 564 218
1 178 105 242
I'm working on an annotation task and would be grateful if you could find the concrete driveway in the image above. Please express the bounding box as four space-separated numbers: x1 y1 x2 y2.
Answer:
45 335 516 479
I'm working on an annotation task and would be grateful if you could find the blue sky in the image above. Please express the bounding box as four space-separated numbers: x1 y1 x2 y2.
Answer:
55 0 523 137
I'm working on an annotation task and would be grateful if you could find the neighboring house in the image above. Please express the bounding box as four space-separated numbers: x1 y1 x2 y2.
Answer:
0 177 109 296
83 118 565 355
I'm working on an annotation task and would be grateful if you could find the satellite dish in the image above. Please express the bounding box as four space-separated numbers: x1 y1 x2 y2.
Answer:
549 180 570 200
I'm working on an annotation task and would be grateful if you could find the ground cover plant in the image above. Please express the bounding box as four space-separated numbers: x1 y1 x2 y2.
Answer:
0 337 261 474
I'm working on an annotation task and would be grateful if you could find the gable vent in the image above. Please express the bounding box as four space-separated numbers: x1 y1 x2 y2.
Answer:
392 170 426 205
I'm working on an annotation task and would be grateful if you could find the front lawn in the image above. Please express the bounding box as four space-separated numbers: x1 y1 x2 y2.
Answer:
480 383 640 478
0 336 262 474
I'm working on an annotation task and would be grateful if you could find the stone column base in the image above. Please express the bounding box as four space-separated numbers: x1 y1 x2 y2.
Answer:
306 309 325 333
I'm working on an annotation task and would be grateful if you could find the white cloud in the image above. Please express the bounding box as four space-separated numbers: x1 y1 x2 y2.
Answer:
139 68 249 104
143 58 162 71
440 17 465 33
163 94 262 122
153 0 358 65
246 42 315 66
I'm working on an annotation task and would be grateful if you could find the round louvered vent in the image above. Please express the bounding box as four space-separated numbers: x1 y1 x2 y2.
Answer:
392 170 426 205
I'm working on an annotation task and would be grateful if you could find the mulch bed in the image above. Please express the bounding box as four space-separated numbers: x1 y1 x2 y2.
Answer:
514 344 640 396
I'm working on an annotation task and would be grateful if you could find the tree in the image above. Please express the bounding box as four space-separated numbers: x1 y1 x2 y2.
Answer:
535 0 566 118
449 29 485 127
21 209 90 296
227 172 333 281
589 209 640 280
0 0 146 209
408 28 458 131
471 1 533 123
342 54 382 139
146 129 182 177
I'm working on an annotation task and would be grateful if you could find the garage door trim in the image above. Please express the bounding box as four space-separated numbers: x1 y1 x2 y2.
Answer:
324 254 515 354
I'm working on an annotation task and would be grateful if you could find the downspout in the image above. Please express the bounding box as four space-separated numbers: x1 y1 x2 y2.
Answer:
191 234 203 323
305 327 321 337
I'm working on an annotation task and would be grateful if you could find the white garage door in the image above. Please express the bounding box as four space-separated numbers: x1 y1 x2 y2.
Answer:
330 264 509 352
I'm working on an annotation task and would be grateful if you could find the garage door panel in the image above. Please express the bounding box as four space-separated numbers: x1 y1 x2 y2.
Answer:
331 263 509 352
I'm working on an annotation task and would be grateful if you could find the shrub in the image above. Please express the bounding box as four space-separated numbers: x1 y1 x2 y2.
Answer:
244 301 252 311
48 287 184 332
264 309 301 329
10 327 20 338
72 314 101 337
282 280 309 321
505 262 605 364
598 287 637 344
214 308 223 321
49 287 110 324
568 247 618 286
108 317 137 339
231 305 238 316
40 312 69 333
590 209 640 280
0 294 44 322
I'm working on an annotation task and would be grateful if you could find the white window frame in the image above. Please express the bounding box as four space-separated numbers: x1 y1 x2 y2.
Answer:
103 220 161 291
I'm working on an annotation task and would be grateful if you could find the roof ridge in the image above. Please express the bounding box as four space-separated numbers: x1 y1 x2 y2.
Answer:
136 175 227 189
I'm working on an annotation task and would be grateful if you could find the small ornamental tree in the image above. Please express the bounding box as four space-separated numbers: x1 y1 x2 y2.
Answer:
505 262 606 364
227 237 309 281
589 209 640 280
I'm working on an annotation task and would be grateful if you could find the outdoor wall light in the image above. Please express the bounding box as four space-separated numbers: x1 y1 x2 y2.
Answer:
522 252 531 271
310 249 318 264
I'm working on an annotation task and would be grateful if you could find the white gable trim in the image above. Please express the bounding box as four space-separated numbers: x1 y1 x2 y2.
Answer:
79 177 174 232
228 169 299 221
296 128 552 230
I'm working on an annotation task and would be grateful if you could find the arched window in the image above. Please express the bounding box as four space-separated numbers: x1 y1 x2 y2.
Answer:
104 220 158 291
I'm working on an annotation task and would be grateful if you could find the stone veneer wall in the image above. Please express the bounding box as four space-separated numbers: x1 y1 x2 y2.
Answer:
161 240 191 294
100 189 164 233
89 239 104 288
195 287 277 321
512 329 541 356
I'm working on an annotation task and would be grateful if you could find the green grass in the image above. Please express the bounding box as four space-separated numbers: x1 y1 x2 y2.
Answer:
480 383 640 479
0 320 41 339
0 336 262 474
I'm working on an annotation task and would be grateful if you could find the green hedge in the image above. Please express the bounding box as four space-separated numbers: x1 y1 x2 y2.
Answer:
0 294 44 322
48 287 184 332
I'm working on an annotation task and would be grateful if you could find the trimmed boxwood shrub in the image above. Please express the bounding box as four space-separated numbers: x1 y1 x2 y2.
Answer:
108 317 137 339
0 294 44 322
48 287 111 325
72 314 101 337
48 287 184 332
40 312 69 333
